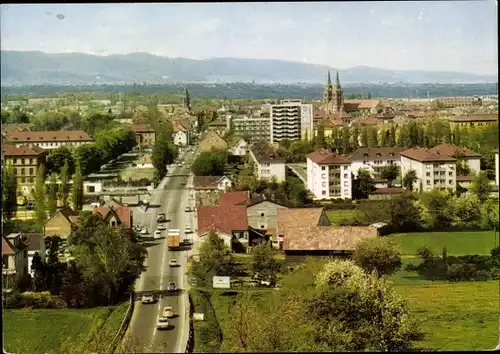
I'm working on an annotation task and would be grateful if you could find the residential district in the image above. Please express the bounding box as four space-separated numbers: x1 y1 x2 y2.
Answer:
2 72 499 353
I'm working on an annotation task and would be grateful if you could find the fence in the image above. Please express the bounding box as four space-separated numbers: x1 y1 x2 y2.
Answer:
107 292 135 353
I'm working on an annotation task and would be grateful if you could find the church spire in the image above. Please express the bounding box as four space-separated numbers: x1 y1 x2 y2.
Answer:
327 70 332 87
336 71 341 87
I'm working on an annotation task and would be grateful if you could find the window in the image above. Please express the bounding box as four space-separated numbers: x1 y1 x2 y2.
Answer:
344 181 348 186
30 159 34 165
426 180 431 185
29 178 33 183
343 166 348 170
21 168 25 175
449 180 453 184
426 165 431 169
322 182 326 187
344 189 349 194
449 172 453 176
344 173 348 178
322 190 326 195
363 160 368 164
260 225 265 229
21 159 25 165
433 164 439 168
14 158 18 164
21 178 26 183
260 212 265 217
321 166 326 170
426 172 430 177
322 173 326 179
29 168 34 175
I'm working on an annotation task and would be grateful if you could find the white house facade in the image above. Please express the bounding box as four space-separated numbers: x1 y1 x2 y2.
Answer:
307 149 352 200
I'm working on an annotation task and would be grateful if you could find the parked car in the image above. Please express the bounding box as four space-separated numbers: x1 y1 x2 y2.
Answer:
141 293 155 304
184 226 192 234
167 282 177 292
184 206 191 212
154 230 162 239
141 227 149 235
163 306 174 318
157 223 167 230
156 317 170 330
169 259 179 267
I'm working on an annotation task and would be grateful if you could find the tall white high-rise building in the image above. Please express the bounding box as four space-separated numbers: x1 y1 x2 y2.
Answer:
269 100 313 143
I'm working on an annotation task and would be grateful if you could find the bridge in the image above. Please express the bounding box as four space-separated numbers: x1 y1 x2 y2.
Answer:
286 163 307 186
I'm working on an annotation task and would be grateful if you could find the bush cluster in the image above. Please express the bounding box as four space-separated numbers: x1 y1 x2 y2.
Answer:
4 291 67 309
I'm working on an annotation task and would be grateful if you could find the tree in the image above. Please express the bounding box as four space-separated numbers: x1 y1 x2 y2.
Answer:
402 169 418 191
58 159 71 207
46 146 74 175
191 152 227 176
152 128 176 180
480 199 499 229
46 173 58 215
380 164 399 187
352 237 402 277
2 164 18 219
190 231 234 285
469 171 491 203
419 190 454 229
72 159 84 211
250 241 281 282
389 192 424 233
352 168 376 200
184 88 191 111
31 251 46 291
450 194 481 228
34 163 47 226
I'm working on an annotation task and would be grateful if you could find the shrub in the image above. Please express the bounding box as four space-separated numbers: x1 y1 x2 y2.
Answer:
4 291 67 309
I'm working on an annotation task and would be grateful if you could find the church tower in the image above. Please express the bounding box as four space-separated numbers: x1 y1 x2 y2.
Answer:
322 70 344 114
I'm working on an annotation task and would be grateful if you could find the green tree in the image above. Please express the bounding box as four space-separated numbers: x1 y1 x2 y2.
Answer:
184 88 191 111
469 171 491 203
420 190 454 229
380 164 399 187
352 168 376 200
480 199 499 229
191 152 227 176
352 237 402 277
2 164 18 219
450 193 481 228
34 163 47 226
46 146 75 175
46 173 58 215
402 169 418 191
72 159 84 211
250 241 281 282
58 159 71 207
389 192 424 233
152 127 176 181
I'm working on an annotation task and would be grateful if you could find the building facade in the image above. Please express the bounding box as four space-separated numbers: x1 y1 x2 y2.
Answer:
348 147 406 178
269 100 313 143
249 143 286 182
3 130 93 149
130 124 156 148
307 149 352 200
230 115 271 142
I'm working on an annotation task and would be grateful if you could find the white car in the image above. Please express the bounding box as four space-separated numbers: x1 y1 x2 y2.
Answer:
184 206 191 212
163 306 174 318
140 227 149 235
184 226 192 234
154 230 162 239
141 293 154 304
156 317 170 330
169 259 179 267
157 223 167 230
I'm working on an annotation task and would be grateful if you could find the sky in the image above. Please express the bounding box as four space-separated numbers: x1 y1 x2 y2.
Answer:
0 2 498 75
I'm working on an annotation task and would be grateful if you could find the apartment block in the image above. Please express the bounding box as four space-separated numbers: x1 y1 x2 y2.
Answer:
400 147 457 193
249 142 286 182
430 144 481 173
348 147 407 178
3 130 93 149
270 100 313 143
230 115 271 142
307 149 352 200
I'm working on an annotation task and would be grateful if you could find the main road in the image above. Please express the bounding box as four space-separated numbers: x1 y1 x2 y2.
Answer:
124 148 197 353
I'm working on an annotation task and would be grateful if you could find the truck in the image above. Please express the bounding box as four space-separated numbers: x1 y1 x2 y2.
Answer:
167 229 181 250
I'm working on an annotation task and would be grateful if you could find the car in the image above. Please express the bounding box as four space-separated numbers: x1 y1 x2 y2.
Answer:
141 293 155 304
167 282 177 292
184 226 192 234
184 206 191 212
169 259 179 267
163 306 174 318
180 182 186 186
157 223 167 230
156 317 170 330
181 238 192 245
156 212 166 222
154 230 162 239
140 227 149 235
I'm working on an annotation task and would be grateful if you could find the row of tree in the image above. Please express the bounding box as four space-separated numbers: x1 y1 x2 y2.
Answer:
152 121 177 182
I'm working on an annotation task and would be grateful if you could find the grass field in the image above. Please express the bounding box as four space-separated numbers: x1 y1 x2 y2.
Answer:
120 167 155 181
3 302 129 354
394 281 499 351
390 230 498 257
325 209 361 225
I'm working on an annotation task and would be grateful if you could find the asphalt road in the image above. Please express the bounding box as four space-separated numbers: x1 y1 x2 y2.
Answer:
125 149 197 353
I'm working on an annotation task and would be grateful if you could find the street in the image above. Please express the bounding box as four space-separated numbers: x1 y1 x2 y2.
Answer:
125 149 197 353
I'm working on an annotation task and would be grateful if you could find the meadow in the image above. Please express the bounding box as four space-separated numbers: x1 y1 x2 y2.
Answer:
3 302 129 354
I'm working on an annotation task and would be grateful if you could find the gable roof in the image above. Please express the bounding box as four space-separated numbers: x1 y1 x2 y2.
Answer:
197 204 248 235
219 191 249 206
277 208 326 233
249 142 285 164
307 149 350 165
200 130 226 143
348 147 407 161
430 144 482 158
193 176 230 190
4 130 93 143
2 237 16 256
45 207 79 226
400 147 456 162
242 193 289 208
93 204 132 228
2 144 46 156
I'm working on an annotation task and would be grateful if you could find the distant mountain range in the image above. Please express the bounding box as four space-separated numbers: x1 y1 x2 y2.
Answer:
1 51 497 86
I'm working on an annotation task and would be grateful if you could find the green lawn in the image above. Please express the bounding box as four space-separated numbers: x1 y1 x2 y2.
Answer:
389 230 498 257
394 281 499 351
3 302 129 354
120 167 155 181
325 209 361 225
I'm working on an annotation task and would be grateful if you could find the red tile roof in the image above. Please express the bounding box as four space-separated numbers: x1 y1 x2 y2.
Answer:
400 147 456 162
197 205 248 235
370 187 405 195
430 144 482 158
249 142 285 164
193 176 225 190
307 149 351 165
2 237 16 256
219 191 249 206
449 114 498 122
4 130 93 143
348 147 407 161
456 175 475 182
93 205 132 229
2 144 46 156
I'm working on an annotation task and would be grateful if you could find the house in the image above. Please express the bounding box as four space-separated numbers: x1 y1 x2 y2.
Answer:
173 121 189 146
1 123 32 137
448 114 498 127
2 235 28 290
1 144 47 203
343 99 390 115
135 154 154 168
44 207 79 239
130 124 156 148
93 201 133 229
198 131 228 152
229 138 249 156
193 175 233 207
248 142 286 182
430 144 481 173
20 233 46 276
368 187 405 200
241 194 288 247
3 130 93 149
218 191 249 206
348 147 407 178
307 149 352 200
207 120 229 137
276 208 378 261
400 147 457 193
